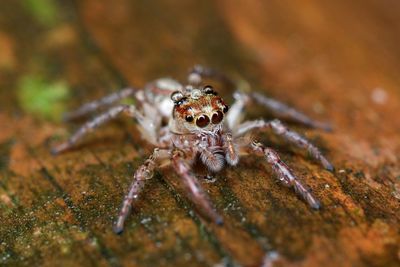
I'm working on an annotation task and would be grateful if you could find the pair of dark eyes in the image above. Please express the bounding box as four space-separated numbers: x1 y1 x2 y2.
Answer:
185 107 228 128
187 112 222 128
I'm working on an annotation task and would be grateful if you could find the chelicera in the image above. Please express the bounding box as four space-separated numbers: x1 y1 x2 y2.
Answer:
52 65 333 234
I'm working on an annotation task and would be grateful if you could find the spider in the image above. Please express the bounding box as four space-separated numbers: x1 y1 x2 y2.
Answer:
52 65 334 234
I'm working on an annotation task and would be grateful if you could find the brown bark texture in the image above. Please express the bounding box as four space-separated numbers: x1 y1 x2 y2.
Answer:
0 1 399 266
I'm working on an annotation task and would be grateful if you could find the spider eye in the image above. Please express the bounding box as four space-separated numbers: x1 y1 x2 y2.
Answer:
203 85 217 95
185 115 194 122
211 111 224 124
222 105 229 113
196 115 210 128
171 91 186 105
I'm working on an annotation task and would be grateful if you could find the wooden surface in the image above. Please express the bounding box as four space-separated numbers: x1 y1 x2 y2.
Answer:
0 1 399 266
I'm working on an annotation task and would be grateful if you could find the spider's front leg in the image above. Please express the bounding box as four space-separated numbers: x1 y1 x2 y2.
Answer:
250 141 321 209
235 119 334 171
63 87 136 121
114 148 170 234
51 104 137 154
171 149 223 225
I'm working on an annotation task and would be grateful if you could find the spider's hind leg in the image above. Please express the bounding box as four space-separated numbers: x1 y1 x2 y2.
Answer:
186 65 331 131
250 91 331 131
251 141 321 209
187 65 236 88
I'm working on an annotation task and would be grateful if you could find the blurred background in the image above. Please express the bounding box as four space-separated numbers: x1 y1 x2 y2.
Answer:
0 0 399 266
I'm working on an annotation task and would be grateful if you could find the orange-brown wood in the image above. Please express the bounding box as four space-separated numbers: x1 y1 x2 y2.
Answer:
0 0 399 266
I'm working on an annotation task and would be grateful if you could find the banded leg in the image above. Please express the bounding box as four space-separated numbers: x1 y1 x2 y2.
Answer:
250 91 331 131
235 119 334 171
251 142 321 209
113 148 169 234
52 105 137 154
172 149 223 225
187 65 235 88
63 88 136 121
187 65 330 130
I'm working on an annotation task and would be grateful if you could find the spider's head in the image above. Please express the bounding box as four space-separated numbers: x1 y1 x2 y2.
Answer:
170 85 229 134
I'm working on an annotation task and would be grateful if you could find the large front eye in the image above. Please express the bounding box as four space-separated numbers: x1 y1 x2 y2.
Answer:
196 115 210 128
211 111 224 124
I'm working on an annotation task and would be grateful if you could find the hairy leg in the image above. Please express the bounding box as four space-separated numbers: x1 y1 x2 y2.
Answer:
187 65 235 88
171 149 223 225
199 147 226 173
234 119 333 171
186 65 330 130
251 141 321 209
223 133 239 166
225 91 251 131
250 91 331 131
52 105 137 154
113 148 170 234
63 88 136 121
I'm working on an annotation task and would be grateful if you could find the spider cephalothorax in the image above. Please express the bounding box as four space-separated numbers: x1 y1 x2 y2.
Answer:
53 65 333 234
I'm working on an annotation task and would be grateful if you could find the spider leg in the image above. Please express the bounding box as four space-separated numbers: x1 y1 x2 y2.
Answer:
113 148 170 234
250 141 321 209
63 88 136 121
223 133 239 166
235 119 334 171
51 105 137 154
186 65 330 130
187 65 235 88
225 91 251 131
199 147 226 173
249 91 331 131
171 149 223 225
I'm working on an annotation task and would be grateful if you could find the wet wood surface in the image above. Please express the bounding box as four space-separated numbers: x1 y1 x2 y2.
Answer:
0 0 399 266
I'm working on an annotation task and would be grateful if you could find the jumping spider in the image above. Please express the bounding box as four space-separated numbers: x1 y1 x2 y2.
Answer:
52 65 334 234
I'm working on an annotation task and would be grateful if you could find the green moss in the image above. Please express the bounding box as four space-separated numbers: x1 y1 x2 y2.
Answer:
22 0 59 26
17 75 70 121
120 98 135 105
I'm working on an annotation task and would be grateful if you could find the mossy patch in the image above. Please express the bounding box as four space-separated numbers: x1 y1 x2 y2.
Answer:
17 75 70 121
22 0 59 27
